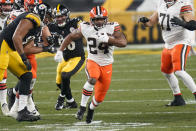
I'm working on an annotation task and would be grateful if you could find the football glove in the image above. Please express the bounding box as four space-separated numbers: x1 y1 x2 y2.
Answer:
170 17 186 27
42 44 57 53
46 36 55 45
20 54 32 71
97 32 109 43
54 50 63 62
138 17 149 24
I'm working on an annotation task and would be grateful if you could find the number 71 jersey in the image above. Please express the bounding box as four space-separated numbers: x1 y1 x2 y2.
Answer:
80 21 119 66
157 0 193 49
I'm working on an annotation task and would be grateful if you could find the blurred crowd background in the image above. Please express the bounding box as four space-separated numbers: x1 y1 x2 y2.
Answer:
43 0 196 45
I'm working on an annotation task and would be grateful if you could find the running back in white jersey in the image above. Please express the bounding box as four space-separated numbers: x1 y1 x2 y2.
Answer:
80 21 119 66
157 0 193 49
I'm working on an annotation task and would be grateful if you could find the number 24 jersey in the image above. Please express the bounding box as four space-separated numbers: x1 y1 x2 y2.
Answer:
80 21 119 66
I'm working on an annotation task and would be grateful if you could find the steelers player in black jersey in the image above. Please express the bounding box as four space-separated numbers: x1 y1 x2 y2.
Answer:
45 4 85 110
0 3 50 121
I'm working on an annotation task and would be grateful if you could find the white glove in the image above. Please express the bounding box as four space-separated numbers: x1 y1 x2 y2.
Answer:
54 50 63 62
97 32 109 43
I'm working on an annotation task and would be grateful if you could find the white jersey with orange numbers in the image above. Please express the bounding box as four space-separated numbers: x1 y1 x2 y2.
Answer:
80 21 120 66
157 0 193 49
0 15 7 33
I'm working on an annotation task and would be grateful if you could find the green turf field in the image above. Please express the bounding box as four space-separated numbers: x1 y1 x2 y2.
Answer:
1 49 196 131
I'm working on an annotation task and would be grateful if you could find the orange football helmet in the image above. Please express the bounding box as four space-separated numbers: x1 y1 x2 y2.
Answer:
24 0 42 12
0 0 14 15
90 6 108 29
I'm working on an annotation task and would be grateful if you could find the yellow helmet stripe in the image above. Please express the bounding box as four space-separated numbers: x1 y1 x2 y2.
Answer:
57 4 60 13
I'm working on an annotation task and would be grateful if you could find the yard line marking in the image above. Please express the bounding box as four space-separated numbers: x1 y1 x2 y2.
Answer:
35 100 196 104
34 88 170 94
25 121 153 131
36 69 196 75
40 111 196 117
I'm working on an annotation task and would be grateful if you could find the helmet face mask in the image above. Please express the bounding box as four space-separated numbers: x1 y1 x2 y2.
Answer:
90 6 108 29
164 0 176 6
53 4 70 27
0 0 14 16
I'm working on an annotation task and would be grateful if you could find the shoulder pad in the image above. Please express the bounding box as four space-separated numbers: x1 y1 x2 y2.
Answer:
25 13 41 27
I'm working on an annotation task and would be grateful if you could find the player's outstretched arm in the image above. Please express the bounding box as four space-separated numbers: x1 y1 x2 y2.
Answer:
138 11 158 27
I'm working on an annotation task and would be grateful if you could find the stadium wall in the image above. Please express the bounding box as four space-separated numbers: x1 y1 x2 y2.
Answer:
43 0 195 45
71 11 163 45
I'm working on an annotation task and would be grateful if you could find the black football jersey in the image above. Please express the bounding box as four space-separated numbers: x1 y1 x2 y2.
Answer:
0 12 42 50
47 18 84 60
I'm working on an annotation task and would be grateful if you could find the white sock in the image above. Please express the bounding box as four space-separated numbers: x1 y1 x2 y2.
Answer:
80 82 94 107
175 71 196 93
27 95 36 112
90 96 100 110
162 73 181 95
67 98 74 103
0 89 7 106
18 95 28 111
10 97 19 112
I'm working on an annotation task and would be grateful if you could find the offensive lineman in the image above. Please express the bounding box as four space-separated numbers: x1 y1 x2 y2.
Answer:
55 6 127 123
138 0 196 106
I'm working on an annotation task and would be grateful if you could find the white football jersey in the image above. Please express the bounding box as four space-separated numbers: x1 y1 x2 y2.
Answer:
6 9 24 25
80 22 119 66
0 15 7 33
157 0 193 49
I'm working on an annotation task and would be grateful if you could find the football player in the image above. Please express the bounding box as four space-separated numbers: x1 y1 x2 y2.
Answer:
0 0 14 116
138 0 196 106
54 6 127 123
0 3 51 121
7 1 55 119
48 4 85 110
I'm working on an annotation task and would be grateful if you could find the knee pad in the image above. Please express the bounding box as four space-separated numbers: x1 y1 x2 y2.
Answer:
88 78 96 85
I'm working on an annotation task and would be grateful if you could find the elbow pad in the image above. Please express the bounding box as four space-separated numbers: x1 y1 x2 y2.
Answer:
184 20 196 31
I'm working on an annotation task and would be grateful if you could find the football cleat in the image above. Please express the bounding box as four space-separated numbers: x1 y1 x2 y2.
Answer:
86 103 94 124
166 95 186 106
16 107 40 122
64 101 78 109
55 95 65 110
1 103 9 116
7 88 16 110
75 106 86 120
